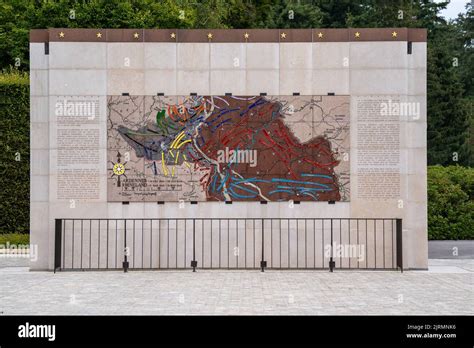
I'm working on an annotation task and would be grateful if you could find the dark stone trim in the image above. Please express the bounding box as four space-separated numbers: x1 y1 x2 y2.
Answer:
30 29 49 42
29 28 427 43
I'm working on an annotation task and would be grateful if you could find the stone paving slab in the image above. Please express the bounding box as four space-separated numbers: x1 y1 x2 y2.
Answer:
427 258 474 272
0 256 31 268
0 260 472 315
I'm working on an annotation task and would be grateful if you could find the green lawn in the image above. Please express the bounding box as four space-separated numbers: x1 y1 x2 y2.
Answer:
0 233 29 245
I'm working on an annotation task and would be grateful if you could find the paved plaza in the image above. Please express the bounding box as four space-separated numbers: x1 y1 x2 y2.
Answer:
0 256 472 315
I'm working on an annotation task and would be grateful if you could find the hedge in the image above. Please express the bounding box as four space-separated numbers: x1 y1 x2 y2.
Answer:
0 233 29 245
0 71 29 234
427 165 474 240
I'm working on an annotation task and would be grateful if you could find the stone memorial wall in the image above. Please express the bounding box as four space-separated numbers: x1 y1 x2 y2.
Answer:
29 28 427 270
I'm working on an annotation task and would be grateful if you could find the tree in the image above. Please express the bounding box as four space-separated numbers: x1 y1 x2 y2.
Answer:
425 2 471 166
454 2 473 166
0 0 226 70
0 0 471 166
427 27 470 166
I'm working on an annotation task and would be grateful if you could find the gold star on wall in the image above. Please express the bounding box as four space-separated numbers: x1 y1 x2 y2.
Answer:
96 32 102 38
317 32 324 39
207 32 213 40
392 31 398 38
280 32 287 39
133 32 139 39
244 32 249 40
354 31 361 38
170 32 176 39
59 31 65 38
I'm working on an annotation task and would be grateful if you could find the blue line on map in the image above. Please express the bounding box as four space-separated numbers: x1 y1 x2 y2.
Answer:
234 177 272 184
276 185 328 192
207 108 239 125
217 172 229 191
229 187 257 199
211 118 232 132
271 178 331 188
301 192 318 200
239 98 267 116
211 172 218 192
300 173 334 180
230 183 258 195
269 189 295 195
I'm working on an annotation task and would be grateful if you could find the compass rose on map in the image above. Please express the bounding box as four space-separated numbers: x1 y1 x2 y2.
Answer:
109 151 127 187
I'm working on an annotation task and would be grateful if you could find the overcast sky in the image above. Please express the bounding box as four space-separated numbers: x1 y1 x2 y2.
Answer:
437 0 470 19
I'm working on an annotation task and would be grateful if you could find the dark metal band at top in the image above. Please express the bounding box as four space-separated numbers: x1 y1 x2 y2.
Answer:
30 28 427 43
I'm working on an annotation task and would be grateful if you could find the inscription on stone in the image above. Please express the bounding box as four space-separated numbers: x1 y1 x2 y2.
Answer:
356 97 401 200
54 96 101 200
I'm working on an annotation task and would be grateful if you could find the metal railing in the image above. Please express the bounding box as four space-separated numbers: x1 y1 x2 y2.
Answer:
54 218 403 272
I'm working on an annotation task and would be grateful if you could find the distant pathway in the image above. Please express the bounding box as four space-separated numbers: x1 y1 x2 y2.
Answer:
428 240 474 259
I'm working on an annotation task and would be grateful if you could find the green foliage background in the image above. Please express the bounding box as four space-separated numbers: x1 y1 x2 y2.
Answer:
0 71 29 235
1 0 471 166
0 0 472 239
0 232 29 245
428 165 473 240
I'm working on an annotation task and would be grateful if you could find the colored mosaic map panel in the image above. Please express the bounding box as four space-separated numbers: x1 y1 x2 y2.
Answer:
107 95 350 202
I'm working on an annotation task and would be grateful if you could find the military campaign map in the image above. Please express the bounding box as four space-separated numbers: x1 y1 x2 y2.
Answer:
107 95 350 202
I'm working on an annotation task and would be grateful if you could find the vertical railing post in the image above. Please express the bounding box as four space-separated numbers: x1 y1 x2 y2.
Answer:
260 219 267 272
191 219 197 272
329 219 335 272
396 219 403 273
54 219 62 273
123 220 129 272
